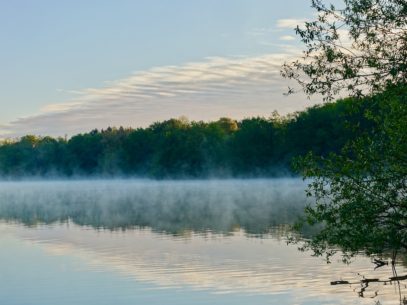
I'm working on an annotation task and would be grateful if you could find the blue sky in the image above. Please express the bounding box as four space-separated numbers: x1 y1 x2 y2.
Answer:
0 0 330 137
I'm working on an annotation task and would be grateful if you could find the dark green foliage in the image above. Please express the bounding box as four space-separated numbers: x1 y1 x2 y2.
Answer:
122 128 154 174
229 118 276 175
294 86 407 260
0 136 67 176
282 0 406 260
67 130 104 174
0 99 367 178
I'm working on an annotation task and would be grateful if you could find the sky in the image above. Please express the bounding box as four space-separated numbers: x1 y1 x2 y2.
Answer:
0 0 328 138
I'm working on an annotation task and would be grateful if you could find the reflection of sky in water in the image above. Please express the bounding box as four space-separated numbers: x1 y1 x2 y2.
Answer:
0 179 405 305
0 232 290 305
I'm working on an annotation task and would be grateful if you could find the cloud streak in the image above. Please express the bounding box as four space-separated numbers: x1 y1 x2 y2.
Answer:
276 18 308 29
1 49 320 138
279 35 296 41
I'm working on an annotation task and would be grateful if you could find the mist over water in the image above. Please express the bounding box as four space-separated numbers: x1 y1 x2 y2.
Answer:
0 178 405 305
0 178 308 235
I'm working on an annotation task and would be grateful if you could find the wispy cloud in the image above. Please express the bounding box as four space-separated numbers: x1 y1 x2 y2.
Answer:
276 18 308 29
247 19 306 47
279 35 296 41
0 50 321 138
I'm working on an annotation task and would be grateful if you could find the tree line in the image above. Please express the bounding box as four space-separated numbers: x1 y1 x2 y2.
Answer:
0 97 372 178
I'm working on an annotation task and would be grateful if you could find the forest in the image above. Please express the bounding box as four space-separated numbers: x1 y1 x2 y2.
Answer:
0 96 375 178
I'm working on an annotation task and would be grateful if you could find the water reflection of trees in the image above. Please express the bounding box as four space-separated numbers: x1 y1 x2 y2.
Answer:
0 180 308 236
331 260 407 305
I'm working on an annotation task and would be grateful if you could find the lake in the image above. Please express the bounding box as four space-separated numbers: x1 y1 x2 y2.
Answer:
0 179 405 305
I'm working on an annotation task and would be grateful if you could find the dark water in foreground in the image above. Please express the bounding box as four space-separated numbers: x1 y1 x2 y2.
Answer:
0 179 405 305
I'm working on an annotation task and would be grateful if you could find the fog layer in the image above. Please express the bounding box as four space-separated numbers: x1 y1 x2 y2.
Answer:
0 179 308 235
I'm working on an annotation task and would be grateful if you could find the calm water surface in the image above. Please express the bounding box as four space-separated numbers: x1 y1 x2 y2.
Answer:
0 179 405 305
